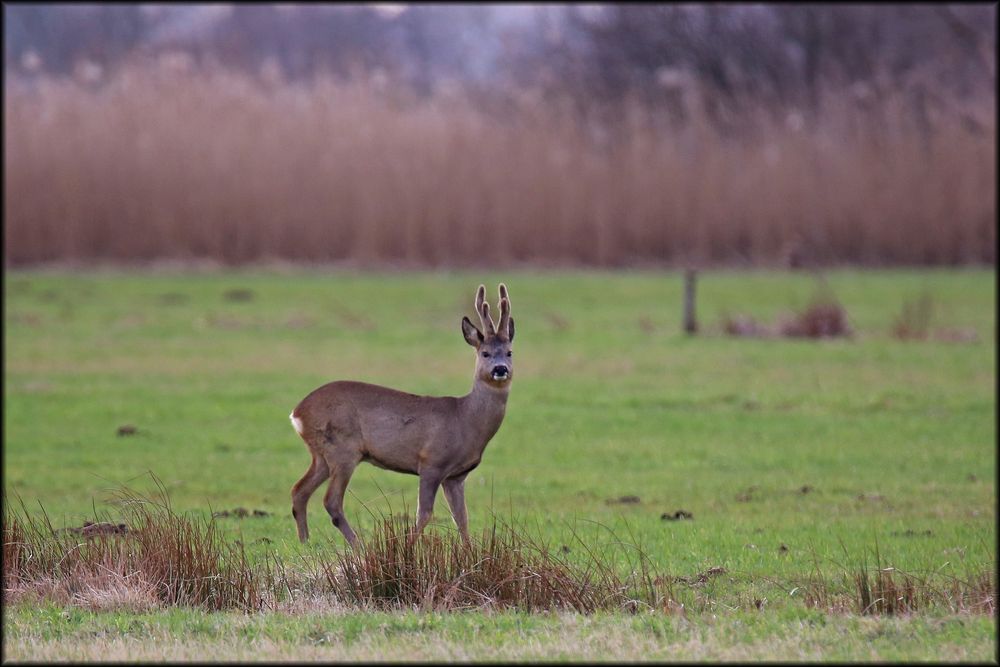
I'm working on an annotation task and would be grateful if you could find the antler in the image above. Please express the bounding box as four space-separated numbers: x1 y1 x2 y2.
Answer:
475 284 496 335
497 283 511 339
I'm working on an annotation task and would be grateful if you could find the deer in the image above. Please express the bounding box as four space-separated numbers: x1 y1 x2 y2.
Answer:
289 283 515 547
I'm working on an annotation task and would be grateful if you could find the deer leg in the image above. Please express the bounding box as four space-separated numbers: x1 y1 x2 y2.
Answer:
291 453 329 543
322 456 360 547
409 468 444 546
442 476 470 545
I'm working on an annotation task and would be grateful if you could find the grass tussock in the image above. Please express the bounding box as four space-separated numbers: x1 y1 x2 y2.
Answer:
890 292 980 343
4 61 996 267
4 483 994 617
778 297 852 339
2 482 269 612
798 545 995 616
892 292 935 341
319 513 672 613
852 563 995 617
722 285 852 339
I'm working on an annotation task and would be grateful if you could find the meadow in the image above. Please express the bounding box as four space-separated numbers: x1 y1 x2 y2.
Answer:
2 268 996 660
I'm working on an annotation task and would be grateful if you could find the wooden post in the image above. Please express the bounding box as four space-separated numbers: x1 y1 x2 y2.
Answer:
683 268 698 335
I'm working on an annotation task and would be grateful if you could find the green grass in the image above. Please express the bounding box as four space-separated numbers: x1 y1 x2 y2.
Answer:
3 268 996 660
3 602 996 661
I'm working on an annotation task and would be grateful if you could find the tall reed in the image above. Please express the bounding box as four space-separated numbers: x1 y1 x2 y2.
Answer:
5 62 994 267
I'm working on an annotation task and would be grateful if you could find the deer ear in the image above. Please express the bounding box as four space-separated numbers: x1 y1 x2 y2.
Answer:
507 316 515 342
462 316 483 347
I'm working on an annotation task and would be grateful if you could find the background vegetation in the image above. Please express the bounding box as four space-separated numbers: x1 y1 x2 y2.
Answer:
4 5 996 267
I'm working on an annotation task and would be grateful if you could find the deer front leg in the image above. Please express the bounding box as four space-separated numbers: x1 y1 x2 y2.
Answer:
442 476 470 545
409 468 444 547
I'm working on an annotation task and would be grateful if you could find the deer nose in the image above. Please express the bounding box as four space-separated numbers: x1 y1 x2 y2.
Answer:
491 365 509 378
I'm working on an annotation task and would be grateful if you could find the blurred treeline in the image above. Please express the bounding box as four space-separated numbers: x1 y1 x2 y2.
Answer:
4 5 996 267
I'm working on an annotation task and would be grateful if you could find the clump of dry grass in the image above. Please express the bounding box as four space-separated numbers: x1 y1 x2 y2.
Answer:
852 559 995 616
721 285 852 340
3 61 995 267
778 297 852 339
2 481 269 611
892 292 934 340
890 292 981 343
797 544 995 616
317 512 673 613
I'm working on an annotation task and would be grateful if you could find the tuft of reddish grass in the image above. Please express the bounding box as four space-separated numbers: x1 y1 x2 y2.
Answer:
1 503 27 593
316 512 674 613
797 542 996 616
720 282 852 339
2 481 270 611
892 292 934 340
853 569 997 616
779 294 852 339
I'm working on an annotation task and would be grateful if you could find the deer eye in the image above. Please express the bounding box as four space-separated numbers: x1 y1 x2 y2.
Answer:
482 351 491 358
507 351 512 357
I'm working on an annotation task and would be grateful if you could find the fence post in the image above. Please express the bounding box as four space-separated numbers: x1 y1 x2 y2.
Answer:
683 268 698 335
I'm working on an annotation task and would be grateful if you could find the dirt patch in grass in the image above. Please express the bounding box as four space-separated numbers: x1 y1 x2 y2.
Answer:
933 328 979 343
545 313 571 332
157 292 189 305
56 521 129 537
673 566 728 586
212 508 270 518
606 495 641 505
223 288 255 302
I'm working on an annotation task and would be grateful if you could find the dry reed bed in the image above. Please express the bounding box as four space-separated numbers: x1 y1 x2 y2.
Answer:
4 64 995 266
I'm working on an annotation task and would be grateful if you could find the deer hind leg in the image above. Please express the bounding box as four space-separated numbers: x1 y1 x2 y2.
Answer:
291 453 329 543
321 453 361 547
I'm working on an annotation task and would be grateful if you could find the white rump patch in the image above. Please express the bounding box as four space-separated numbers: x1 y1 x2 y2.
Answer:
290 412 304 436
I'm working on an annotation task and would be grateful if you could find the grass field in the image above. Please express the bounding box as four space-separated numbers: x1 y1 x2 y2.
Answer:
3 268 996 660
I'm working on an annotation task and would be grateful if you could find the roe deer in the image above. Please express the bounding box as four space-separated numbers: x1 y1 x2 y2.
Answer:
289 284 515 546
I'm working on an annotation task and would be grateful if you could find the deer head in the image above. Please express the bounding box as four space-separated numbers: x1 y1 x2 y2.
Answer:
462 283 515 385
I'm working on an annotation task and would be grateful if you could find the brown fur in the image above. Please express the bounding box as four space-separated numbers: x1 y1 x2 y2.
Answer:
290 284 515 546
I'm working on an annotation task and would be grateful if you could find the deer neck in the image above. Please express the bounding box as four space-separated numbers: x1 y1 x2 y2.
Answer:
461 378 510 447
